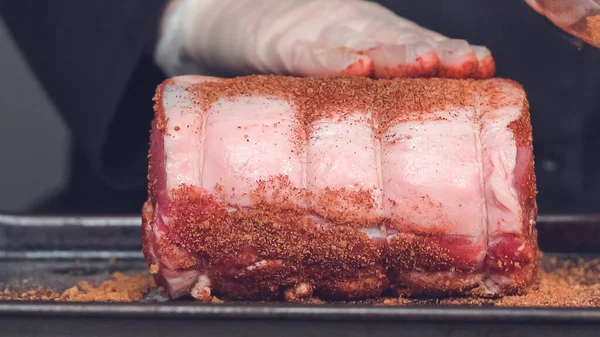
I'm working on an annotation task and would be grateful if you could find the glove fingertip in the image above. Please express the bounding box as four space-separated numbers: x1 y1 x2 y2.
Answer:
472 55 496 79
340 54 373 76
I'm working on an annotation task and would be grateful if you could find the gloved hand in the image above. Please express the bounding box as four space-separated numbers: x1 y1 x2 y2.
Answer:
525 0 600 48
155 0 495 79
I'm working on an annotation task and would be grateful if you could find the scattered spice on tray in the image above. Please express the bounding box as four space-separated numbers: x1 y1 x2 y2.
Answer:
0 288 61 301
1 273 155 302
60 272 155 302
495 272 599 307
0 258 598 306
495 257 599 307
379 258 600 307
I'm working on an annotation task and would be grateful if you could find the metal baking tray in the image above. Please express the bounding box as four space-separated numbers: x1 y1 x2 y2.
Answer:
0 214 598 337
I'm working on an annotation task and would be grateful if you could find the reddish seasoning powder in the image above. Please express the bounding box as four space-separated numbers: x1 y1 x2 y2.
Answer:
587 15 600 47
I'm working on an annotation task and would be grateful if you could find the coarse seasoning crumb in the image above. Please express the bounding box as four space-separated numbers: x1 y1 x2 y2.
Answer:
0 273 155 302
0 288 62 301
59 272 156 302
587 14 600 47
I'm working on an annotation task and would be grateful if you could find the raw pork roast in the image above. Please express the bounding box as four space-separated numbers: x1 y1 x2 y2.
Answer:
142 75 538 300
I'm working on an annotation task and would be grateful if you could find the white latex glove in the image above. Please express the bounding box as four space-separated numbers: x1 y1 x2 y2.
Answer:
525 0 600 48
155 0 495 79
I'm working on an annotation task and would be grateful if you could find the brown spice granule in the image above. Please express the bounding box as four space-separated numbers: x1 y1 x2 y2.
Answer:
381 297 413 305
60 272 155 302
206 296 224 304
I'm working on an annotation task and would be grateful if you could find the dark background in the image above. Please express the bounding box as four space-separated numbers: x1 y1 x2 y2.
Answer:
0 0 598 214
0 17 69 212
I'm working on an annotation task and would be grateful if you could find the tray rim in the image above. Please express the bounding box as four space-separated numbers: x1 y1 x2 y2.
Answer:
0 302 600 322
0 213 598 321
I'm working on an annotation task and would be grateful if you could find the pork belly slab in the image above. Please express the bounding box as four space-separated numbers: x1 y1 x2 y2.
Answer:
142 75 538 300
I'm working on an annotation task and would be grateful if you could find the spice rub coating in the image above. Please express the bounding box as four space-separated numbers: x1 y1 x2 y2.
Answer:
144 75 538 300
